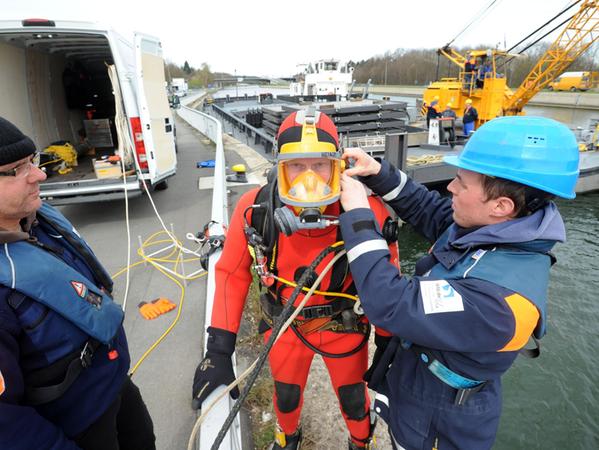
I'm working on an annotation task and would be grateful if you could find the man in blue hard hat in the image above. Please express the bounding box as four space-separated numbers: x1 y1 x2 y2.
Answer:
336 116 579 450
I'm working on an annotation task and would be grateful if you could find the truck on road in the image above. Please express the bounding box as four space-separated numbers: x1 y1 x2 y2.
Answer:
171 77 188 97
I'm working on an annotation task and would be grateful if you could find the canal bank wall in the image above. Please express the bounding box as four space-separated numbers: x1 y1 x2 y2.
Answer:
352 84 599 110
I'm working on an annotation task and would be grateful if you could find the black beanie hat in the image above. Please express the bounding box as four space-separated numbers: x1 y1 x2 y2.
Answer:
0 117 36 166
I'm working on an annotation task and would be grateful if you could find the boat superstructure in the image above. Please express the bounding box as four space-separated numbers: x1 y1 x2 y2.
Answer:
290 59 353 99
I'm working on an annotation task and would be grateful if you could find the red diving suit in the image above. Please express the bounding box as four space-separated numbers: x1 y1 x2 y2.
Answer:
210 186 399 447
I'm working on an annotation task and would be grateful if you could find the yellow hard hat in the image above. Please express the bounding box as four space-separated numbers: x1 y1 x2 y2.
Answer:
446 102 452 108
433 95 440 101
465 99 473 105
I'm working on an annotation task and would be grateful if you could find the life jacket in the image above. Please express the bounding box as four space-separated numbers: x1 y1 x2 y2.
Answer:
0 203 123 345
429 229 550 338
368 228 552 405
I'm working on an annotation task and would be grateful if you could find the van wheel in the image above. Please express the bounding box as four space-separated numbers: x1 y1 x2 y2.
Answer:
154 180 169 191
570 87 577 92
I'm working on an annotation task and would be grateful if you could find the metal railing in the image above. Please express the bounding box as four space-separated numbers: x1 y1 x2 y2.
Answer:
176 95 242 450
210 103 276 155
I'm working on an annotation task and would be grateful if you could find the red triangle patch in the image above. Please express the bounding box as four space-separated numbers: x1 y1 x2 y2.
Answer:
71 281 87 298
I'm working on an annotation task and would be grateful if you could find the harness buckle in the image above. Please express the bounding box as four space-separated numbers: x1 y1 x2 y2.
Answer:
79 341 94 369
301 304 334 319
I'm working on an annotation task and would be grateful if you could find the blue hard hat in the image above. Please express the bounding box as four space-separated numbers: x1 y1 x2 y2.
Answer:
444 116 579 198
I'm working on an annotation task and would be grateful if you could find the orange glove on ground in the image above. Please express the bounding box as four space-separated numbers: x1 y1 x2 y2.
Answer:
138 298 177 320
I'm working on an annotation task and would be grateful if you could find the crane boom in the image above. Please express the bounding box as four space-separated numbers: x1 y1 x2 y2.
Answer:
438 46 468 68
503 1 599 114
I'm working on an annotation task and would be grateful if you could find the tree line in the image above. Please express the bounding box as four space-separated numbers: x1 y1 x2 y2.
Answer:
352 43 597 87
164 61 218 88
166 42 596 89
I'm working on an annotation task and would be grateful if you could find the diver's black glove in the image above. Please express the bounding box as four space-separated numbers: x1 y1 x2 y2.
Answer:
363 333 392 384
191 326 240 410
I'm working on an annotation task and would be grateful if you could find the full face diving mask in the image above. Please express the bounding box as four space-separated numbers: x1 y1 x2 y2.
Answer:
277 157 343 213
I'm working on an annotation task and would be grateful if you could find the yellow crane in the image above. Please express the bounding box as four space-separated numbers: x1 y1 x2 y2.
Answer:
422 0 599 128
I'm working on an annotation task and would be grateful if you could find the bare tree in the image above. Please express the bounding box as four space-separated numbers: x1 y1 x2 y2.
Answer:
353 43 597 88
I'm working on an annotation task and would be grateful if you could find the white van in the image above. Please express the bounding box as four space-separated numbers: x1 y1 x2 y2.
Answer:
0 18 177 204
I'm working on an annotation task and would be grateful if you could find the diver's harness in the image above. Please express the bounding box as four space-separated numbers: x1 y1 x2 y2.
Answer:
243 181 398 358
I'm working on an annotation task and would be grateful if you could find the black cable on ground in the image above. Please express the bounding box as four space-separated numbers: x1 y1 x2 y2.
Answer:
210 244 344 450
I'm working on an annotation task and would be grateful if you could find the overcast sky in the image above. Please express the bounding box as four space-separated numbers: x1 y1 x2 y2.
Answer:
4 0 586 76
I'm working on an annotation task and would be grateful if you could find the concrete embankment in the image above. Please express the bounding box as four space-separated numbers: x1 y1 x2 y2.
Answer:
353 84 599 110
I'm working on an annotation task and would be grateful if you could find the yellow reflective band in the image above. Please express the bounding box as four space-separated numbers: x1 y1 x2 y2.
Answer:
278 140 337 156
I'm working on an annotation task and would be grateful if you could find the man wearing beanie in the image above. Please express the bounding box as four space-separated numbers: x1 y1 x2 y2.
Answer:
0 117 155 449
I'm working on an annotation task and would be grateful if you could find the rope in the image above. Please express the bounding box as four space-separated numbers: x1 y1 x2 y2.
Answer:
407 155 445 166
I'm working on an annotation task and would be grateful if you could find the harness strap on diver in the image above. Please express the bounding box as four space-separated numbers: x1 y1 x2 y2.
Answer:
259 292 368 332
245 180 383 360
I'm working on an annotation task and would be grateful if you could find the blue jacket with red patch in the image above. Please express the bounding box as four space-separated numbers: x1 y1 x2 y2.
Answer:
0 204 129 450
338 160 565 450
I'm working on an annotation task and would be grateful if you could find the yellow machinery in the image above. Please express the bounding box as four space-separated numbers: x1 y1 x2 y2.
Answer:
423 0 599 128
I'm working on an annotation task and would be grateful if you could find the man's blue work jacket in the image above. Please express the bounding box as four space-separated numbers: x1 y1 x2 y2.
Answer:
0 203 129 450
339 160 566 450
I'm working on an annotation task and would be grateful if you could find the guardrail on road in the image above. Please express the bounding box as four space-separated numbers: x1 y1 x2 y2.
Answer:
176 102 242 450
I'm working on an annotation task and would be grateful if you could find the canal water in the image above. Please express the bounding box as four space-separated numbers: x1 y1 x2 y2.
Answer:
396 192 599 449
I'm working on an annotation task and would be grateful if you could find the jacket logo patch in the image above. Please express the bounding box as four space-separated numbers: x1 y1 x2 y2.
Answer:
71 281 87 298
0 370 5 396
420 280 464 314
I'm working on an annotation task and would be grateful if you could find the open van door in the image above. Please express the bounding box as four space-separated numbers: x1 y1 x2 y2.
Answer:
134 32 177 183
